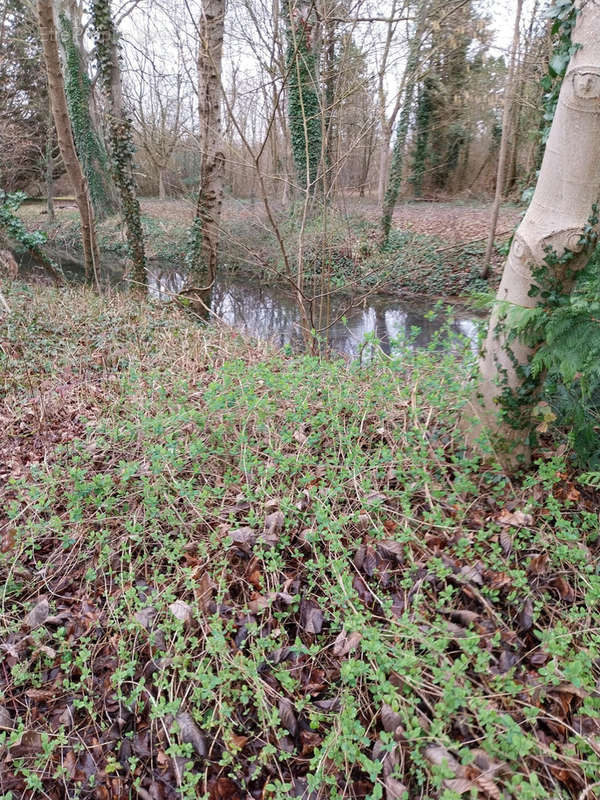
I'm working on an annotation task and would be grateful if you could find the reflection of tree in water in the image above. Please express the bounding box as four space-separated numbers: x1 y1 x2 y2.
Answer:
147 268 185 300
212 279 305 350
375 307 391 355
136 261 479 358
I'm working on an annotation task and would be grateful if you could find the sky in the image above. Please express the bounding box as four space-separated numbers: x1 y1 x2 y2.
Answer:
489 0 540 52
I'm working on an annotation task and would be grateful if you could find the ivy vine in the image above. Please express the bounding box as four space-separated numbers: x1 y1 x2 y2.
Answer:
0 191 64 283
283 1 322 194
540 0 579 144
59 13 115 219
90 0 146 287
409 78 434 197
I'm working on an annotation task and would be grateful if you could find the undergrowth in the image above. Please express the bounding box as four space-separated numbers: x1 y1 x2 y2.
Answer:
16 201 496 299
0 285 599 800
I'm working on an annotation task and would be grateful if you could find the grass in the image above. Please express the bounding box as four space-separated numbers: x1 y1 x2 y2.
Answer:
1 283 599 799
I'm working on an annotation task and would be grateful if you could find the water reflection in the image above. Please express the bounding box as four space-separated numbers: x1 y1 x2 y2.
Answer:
24 256 482 358
148 268 481 357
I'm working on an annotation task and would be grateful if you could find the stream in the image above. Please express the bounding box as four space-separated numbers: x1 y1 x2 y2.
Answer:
23 257 483 358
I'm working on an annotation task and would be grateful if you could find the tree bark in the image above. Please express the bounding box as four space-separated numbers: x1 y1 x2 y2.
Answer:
188 0 226 306
473 0 600 468
91 0 147 288
45 109 55 224
481 0 523 278
377 123 391 207
379 3 427 247
37 0 98 277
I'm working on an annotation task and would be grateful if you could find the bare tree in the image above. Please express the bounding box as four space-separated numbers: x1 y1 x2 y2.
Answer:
188 0 226 305
481 0 523 278
37 0 99 278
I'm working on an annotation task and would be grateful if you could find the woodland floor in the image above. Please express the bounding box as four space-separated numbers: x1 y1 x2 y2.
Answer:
17 197 521 298
0 283 599 799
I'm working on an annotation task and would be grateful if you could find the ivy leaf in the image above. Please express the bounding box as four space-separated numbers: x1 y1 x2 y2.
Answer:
549 52 570 77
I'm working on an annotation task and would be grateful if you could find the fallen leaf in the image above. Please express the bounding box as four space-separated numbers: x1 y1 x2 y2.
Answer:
459 564 483 585
378 540 404 561
174 711 206 757
35 644 57 660
300 599 324 634
497 508 533 527
424 744 460 770
194 571 214 613
475 772 502 800
278 697 298 737
263 510 284 545
356 513 370 531
10 729 43 756
518 597 534 631
293 429 307 444
499 529 512 555
0 707 13 730
169 600 192 624
381 704 402 733
444 778 473 795
24 597 49 629
527 552 549 575
0 528 16 554
229 732 249 750
385 776 408 800
551 576 575 602
296 489 310 512
332 629 362 657
228 527 256 548
134 607 157 630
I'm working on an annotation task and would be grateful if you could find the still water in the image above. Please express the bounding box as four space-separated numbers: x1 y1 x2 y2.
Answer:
147 266 481 357
25 257 482 357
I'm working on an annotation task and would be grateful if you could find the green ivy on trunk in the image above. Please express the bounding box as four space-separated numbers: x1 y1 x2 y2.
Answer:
283 1 321 195
90 0 146 287
59 13 116 220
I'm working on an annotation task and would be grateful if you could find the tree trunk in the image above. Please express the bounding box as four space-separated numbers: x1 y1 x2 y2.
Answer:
159 168 166 200
58 7 117 219
37 0 98 278
91 0 147 288
481 0 523 278
45 110 55 224
284 0 322 195
188 0 226 308
380 2 427 247
473 0 600 469
377 123 391 207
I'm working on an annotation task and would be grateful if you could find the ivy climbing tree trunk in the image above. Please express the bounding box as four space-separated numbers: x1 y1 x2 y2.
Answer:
473 0 600 468
187 0 226 307
379 1 427 247
284 0 322 196
59 11 117 220
37 0 99 277
91 0 146 288
409 77 434 197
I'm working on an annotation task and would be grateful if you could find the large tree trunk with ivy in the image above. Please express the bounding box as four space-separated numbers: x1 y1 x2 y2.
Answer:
37 0 99 277
409 77 434 197
379 3 426 247
91 0 146 288
58 10 117 220
187 0 226 307
284 0 322 195
472 0 600 468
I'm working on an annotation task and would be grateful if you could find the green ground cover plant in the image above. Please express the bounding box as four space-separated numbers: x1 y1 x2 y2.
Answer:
0 285 599 798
